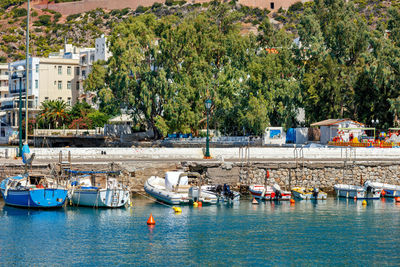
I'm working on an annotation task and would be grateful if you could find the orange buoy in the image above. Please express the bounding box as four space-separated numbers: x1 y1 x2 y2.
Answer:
252 198 258 204
147 213 156 225
354 196 357 200
381 190 386 197
198 201 203 207
395 197 400 202
290 199 295 204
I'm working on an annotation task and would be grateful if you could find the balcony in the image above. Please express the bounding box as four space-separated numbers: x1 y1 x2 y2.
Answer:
9 88 26 94
1 99 37 110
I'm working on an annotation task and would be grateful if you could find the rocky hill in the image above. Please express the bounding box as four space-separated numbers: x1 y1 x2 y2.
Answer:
0 0 398 62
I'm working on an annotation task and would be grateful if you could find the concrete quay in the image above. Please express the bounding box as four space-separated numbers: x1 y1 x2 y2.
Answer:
0 146 400 194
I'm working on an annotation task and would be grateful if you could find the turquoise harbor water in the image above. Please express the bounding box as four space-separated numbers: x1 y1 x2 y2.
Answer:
1 197 400 266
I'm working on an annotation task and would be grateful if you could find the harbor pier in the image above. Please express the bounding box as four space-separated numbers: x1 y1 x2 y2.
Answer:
1 146 400 194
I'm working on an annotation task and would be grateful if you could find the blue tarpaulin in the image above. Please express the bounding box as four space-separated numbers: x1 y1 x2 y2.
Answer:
22 144 30 164
286 128 296 143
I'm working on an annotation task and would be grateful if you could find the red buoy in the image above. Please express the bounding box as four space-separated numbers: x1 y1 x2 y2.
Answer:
290 199 295 204
271 192 276 199
381 190 386 197
198 201 203 207
147 213 156 225
395 197 400 203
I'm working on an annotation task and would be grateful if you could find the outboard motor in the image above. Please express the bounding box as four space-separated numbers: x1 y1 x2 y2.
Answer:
216 185 223 194
223 184 231 196
312 187 319 198
273 184 282 200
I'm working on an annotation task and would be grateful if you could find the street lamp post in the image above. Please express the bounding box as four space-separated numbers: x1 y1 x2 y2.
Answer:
12 66 25 157
372 119 379 139
204 99 212 159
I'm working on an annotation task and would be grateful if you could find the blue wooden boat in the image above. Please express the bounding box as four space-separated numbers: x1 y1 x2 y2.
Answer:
0 174 68 209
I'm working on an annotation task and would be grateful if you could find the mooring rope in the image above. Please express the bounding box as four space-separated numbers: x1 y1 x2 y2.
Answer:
132 190 173 208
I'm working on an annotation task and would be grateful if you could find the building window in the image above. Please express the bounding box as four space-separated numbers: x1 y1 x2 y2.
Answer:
67 97 71 106
270 2 274 9
58 66 62 75
76 67 80 75
82 70 86 78
45 97 49 100
67 81 71 90
58 97 62 101
35 80 38 89
36 64 39 73
67 66 71 75
58 81 62 90
76 81 80 90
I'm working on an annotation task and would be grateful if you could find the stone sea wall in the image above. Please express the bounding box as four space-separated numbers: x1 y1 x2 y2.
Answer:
192 161 400 193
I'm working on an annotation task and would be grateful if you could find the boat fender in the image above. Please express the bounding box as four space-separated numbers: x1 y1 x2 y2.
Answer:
271 192 275 199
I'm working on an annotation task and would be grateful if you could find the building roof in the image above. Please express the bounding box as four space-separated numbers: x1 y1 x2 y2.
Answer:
311 119 364 127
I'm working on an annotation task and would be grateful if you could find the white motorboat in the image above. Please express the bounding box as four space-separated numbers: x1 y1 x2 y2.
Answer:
249 184 291 201
68 173 130 208
334 181 381 199
291 187 327 200
201 184 240 203
366 182 400 198
144 171 218 205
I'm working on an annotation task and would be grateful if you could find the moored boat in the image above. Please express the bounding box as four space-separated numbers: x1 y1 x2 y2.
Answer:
144 171 218 205
0 174 68 209
201 184 240 203
249 184 291 201
366 182 400 198
334 181 381 199
68 171 130 208
291 187 327 200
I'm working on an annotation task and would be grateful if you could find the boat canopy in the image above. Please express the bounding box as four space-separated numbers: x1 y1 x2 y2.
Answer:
165 171 188 190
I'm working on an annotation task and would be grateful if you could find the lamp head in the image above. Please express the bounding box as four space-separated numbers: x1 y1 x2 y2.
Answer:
205 99 212 110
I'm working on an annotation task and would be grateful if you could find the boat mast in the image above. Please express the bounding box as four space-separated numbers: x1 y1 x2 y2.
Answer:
25 0 30 144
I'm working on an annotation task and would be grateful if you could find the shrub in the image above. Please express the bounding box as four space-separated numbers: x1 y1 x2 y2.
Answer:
165 0 174 6
135 6 147 13
12 8 27 18
288 2 303 12
34 15 52 26
53 12 62 22
152 2 162 9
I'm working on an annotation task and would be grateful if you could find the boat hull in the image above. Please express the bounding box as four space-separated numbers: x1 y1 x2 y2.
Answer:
69 189 130 208
0 188 67 208
367 182 400 198
144 177 218 205
249 185 291 201
334 186 380 199
291 187 327 200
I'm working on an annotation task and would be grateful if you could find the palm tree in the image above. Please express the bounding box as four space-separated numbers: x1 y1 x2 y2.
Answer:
38 100 69 129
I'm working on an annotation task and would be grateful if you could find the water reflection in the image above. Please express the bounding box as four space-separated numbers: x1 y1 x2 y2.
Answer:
1 197 400 265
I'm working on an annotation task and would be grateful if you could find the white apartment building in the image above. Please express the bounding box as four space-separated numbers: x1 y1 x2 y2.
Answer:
0 63 9 99
1 57 79 132
78 35 112 105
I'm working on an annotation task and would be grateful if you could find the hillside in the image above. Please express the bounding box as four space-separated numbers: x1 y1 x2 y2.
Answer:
0 0 399 63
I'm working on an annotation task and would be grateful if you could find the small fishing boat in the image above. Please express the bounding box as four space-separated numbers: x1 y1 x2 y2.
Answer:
249 184 291 201
366 182 400 198
144 171 218 205
0 148 68 209
291 187 327 200
201 184 240 203
68 170 130 208
334 181 381 199
0 174 68 208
